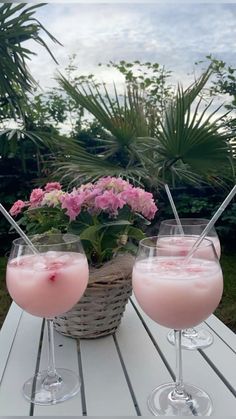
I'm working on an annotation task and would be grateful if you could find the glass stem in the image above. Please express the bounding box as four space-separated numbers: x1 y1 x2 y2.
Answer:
174 329 185 395
47 318 57 377
42 319 62 391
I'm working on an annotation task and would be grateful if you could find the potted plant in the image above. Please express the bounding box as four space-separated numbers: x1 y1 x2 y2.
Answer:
10 177 158 338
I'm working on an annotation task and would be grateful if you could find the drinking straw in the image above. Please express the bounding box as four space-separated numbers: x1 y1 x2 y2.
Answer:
0 203 38 253
164 184 184 235
185 184 236 262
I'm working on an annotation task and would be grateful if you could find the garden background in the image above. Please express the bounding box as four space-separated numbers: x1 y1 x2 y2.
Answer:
0 2 236 331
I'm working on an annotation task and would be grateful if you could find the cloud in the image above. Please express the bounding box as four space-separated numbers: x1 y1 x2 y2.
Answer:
24 3 236 91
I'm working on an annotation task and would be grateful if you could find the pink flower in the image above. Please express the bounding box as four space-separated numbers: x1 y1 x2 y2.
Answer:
121 188 158 220
60 190 87 221
29 188 45 208
95 177 132 193
9 200 26 216
95 190 126 215
44 182 62 192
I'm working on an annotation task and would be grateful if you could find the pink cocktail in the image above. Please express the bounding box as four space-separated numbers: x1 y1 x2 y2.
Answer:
158 218 221 350
157 235 220 260
133 256 223 330
132 235 223 416
6 233 89 406
158 218 221 259
7 251 88 318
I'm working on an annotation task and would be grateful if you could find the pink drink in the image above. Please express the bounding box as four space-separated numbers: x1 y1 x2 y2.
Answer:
132 257 223 329
158 236 221 259
6 251 89 318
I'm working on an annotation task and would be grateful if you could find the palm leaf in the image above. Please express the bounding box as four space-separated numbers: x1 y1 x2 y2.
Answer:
155 76 234 185
0 3 61 112
57 73 149 144
53 74 153 185
50 137 147 186
55 68 235 188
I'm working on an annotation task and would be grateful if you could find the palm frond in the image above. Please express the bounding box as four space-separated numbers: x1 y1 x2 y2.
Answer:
56 73 149 146
181 67 212 111
49 136 147 187
0 3 61 111
55 68 235 189
155 78 234 185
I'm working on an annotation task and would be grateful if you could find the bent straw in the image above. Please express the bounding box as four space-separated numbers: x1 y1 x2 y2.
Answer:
164 184 184 235
0 203 38 253
185 184 236 262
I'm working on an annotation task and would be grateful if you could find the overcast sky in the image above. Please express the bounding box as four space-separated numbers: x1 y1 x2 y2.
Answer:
23 2 236 92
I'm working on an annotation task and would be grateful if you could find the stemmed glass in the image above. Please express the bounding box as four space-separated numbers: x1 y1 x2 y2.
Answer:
158 218 221 350
132 235 223 416
6 233 89 405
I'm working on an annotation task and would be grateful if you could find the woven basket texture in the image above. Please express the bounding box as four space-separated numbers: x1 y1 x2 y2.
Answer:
54 253 134 339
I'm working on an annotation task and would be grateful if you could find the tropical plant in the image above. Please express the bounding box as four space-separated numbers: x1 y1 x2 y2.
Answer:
52 76 153 185
0 3 60 113
0 3 63 255
103 60 173 122
154 71 235 186
0 3 62 165
52 66 235 189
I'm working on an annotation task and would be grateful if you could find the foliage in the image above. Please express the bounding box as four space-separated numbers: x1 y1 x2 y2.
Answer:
52 67 235 189
215 252 236 333
197 55 236 156
0 2 64 257
53 74 153 185
0 3 61 114
103 60 173 126
0 2 63 177
10 178 158 266
0 257 12 327
205 55 236 112
155 71 234 186
155 185 236 251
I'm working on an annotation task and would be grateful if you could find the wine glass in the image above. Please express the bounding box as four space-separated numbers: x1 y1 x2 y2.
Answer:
158 218 221 350
132 235 223 416
6 232 89 405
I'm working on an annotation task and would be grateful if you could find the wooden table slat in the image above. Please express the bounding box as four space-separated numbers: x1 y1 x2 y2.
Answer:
205 314 236 352
116 302 174 415
0 311 42 416
0 303 22 384
34 326 83 416
130 297 236 415
0 299 236 416
196 322 236 394
80 335 137 416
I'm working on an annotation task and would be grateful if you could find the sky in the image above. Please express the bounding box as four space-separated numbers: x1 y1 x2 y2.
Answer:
23 1 236 93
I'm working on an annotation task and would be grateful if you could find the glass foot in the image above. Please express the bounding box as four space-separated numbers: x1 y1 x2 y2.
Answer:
148 382 213 416
23 368 81 405
167 328 214 350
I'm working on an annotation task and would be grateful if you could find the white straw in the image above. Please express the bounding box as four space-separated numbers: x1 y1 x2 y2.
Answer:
185 184 236 262
0 203 38 253
164 184 184 235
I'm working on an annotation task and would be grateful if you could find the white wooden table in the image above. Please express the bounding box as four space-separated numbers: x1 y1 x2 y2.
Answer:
0 297 235 416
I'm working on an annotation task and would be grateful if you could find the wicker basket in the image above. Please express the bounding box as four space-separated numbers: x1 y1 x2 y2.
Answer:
53 253 134 339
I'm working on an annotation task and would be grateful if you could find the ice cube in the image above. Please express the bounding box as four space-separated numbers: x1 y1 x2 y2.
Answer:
33 262 47 270
46 251 58 258
57 254 70 263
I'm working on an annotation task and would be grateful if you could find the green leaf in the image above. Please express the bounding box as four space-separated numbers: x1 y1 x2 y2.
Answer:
127 227 145 241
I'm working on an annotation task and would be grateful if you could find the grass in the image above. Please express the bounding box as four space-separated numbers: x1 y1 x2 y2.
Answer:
0 253 235 332
215 252 236 333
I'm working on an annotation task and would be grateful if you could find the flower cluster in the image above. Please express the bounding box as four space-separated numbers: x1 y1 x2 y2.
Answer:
10 177 158 265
